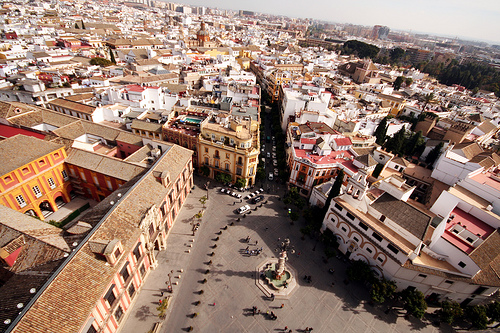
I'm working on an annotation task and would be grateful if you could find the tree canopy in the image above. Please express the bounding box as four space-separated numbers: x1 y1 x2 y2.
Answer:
89 57 114 67
374 117 389 145
393 76 404 91
341 40 380 59
401 287 427 319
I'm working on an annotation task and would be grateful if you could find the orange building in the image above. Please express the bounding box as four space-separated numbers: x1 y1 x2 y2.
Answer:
0 135 72 220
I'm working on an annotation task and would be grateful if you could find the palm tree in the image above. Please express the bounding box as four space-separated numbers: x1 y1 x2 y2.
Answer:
422 92 435 112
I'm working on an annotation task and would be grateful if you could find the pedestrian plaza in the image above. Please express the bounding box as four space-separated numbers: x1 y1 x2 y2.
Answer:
120 176 452 333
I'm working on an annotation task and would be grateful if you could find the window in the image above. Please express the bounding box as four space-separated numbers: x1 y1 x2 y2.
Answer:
444 280 454 285
47 177 56 189
358 222 368 231
104 285 117 307
4 175 12 183
225 163 230 171
418 274 427 278
366 247 373 253
341 227 347 233
61 170 69 181
334 203 343 211
114 247 122 259
346 212 355 221
353 236 360 243
458 261 466 268
236 167 242 176
205 148 208 153
128 283 136 298
204 157 209 165
372 232 383 242
387 244 399 255
80 172 87 182
15 195 27 208
86 325 97 333
226 153 229 158
379 215 386 222
32 185 42 198
140 264 146 277
107 180 113 190
38 159 46 166
133 243 142 260
114 306 124 322
377 256 384 263
121 262 130 282
22 167 29 174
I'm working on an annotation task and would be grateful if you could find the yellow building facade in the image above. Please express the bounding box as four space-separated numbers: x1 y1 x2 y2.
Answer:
198 118 260 186
0 135 72 220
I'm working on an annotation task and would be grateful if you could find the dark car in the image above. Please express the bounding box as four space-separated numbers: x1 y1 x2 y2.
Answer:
252 195 264 204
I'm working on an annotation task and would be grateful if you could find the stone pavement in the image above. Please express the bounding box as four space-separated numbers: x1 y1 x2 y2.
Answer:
121 176 454 333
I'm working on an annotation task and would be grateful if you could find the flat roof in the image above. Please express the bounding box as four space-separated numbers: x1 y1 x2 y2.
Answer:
442 207 495 254
294 147 354 166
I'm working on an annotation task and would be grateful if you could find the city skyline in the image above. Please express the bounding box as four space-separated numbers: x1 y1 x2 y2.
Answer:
181 0 500 44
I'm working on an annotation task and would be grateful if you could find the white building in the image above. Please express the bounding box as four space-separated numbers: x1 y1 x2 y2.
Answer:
280 87 331 132
322 174 500 306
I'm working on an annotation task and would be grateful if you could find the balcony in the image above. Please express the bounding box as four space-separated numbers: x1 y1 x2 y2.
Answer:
213 154 220 159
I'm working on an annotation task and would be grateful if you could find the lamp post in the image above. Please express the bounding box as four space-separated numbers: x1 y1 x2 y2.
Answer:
167 270 173 292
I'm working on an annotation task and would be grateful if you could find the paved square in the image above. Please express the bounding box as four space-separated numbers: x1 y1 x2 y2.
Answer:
120 176 452 333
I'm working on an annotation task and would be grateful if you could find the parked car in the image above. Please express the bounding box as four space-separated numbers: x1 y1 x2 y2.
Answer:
237 205 251 214
252 195 264 204
273 159 278 167
266 152 271 158
274 169 279 176
268 173 274 181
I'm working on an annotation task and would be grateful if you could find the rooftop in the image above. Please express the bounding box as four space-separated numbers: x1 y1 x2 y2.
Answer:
442 207 495 254
0 134 63 176
294 147 354 166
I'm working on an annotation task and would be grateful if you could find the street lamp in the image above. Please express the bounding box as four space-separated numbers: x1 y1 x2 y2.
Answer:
167 270 174 293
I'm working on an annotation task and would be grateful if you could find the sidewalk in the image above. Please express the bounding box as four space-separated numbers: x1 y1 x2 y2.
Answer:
120 178 210 333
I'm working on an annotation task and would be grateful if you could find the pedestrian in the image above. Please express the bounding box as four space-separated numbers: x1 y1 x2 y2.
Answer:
271 293 275 301
245 246 249 251
284 326 288 331
255 240 258 245
233 202 235 206
159 299 162 305
213 302 216 306
280 303 284 308
278 237 281 242
160 291 164 297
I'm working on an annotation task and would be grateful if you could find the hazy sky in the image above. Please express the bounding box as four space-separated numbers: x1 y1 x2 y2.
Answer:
181 0 500 44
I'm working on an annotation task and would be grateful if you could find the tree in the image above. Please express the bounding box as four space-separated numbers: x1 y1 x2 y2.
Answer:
393 76 404 91
89 57 113 67
235 178 246 188
425 142 443 165
466 305 489 329
372 163 384 178
346 260 375 283
374 117 388 145
384 127 406 156
400 287 427 319
81 20 86 30
341 40 380 59
422 92 435 112
215 172 231 184
323 170 344 217
74 22 80 29
199 195 207 208
390 47 405 63
109 48 116 64
200 165 210 177
370 278 396 304
405 77 413 86
487 301 500 324
439 301 463 325
405 131 424 156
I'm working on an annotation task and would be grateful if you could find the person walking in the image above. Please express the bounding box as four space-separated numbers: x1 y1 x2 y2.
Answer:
271 293 275 301
280 303 284 308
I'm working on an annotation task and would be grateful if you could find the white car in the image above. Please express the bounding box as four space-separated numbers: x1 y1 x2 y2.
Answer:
268 173 274 181
237 205 251 214
274 169 279 176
